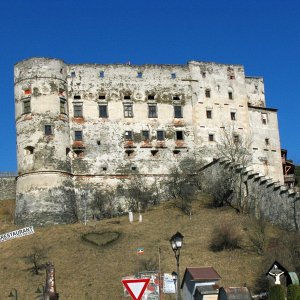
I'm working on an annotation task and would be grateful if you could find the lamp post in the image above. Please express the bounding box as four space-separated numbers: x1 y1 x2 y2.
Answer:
7 288 18 300
170 232 184 300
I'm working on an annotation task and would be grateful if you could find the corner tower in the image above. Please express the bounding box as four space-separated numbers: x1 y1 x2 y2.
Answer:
14 58 76 225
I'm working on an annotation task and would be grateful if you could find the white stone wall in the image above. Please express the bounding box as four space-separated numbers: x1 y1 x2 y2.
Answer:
13 57 285 225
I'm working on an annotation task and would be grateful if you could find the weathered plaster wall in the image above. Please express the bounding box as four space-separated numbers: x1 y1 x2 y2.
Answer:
14 57 285 225
0 176 16 200
249 107 283 183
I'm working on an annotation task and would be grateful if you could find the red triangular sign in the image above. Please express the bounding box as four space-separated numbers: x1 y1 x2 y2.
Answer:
122 278 150 300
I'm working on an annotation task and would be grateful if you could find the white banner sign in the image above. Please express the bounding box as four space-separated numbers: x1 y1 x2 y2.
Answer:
0 226 35 243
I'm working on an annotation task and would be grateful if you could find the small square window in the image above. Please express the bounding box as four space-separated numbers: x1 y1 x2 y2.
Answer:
23 100 31 114
124 131 133 140
174 105 182 118
75 131 83 141
231 112 236 120
73 104 83 117
171 73 176 79
99 71 105 78
124 95 131 100
265 138 270 145
71 71 76 78
173 95 180 101
45 125 53 136
148 95 155 100
157 130 165 141
148 104 157 118
261 113 268 124
206 110 212 119
205 89 211 98
208 134 214 142
74 95 81 100
176 131 184 140
124 103 133 118
99 105 108 118
137 72 143 78
228 91 233 100
233 135 239 143
99 95 106 100
142 130 150 141
201 72 206 78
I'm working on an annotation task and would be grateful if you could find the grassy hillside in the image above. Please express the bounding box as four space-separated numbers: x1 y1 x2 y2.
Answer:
0 195 284 299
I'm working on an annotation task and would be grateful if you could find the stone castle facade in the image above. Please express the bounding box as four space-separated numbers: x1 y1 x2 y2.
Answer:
14 57 283 225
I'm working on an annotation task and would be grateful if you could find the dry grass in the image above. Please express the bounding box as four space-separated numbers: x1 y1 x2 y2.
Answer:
0 196 280 299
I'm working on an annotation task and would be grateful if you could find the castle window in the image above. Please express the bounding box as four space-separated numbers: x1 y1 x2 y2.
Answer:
24 146 34 155
231 112 236 120
228 91 233 100
175 131 184 140
208 134 214 142
201 72 206 78
171 73 176 79
174 105 183 118
44 125 53 136
206 110 212 119
205 89 211 98
74 130 83 141
73 104 83 117
148 95 155 100
173 95 180 101
141 130 150 141
148 104 157 118
99 71 104 78
124 103 133 118
137 72 143 78
124 95 131 100
99 95 106 100
74 95 81 100
265 138 270 145
60 98 67 114
151 150 159 156
233 134 239 143
71 71 76 78
99 104 108 118
124 131 133 141
261 113 268 124
23 99 31 114
157 130 165 141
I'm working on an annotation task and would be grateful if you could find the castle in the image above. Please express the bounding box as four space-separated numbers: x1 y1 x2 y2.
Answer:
14 57 283 225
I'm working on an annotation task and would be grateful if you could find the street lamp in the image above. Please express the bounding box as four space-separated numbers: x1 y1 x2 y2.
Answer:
7 288 18 299
170 232 184 300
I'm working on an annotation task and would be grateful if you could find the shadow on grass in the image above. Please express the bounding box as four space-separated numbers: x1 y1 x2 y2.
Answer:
82 231 121 247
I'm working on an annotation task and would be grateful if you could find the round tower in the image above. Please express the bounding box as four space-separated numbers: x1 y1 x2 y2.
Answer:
14 57 76 225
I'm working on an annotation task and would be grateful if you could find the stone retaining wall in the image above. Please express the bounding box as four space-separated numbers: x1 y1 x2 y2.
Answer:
0 176 16 201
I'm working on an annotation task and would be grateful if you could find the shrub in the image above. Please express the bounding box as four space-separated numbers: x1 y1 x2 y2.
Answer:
287 285 300 300
210 223 241 252
268 285 285 300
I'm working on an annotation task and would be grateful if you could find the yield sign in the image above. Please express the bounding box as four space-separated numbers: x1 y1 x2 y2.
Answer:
122 278 150 300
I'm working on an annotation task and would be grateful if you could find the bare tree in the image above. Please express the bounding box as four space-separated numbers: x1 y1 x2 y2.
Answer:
91 189 119 219
205 125 253 211
23 246 48 275
216 125 252 167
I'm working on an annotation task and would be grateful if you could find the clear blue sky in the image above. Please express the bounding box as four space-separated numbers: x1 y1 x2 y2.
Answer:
0 0 299 171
